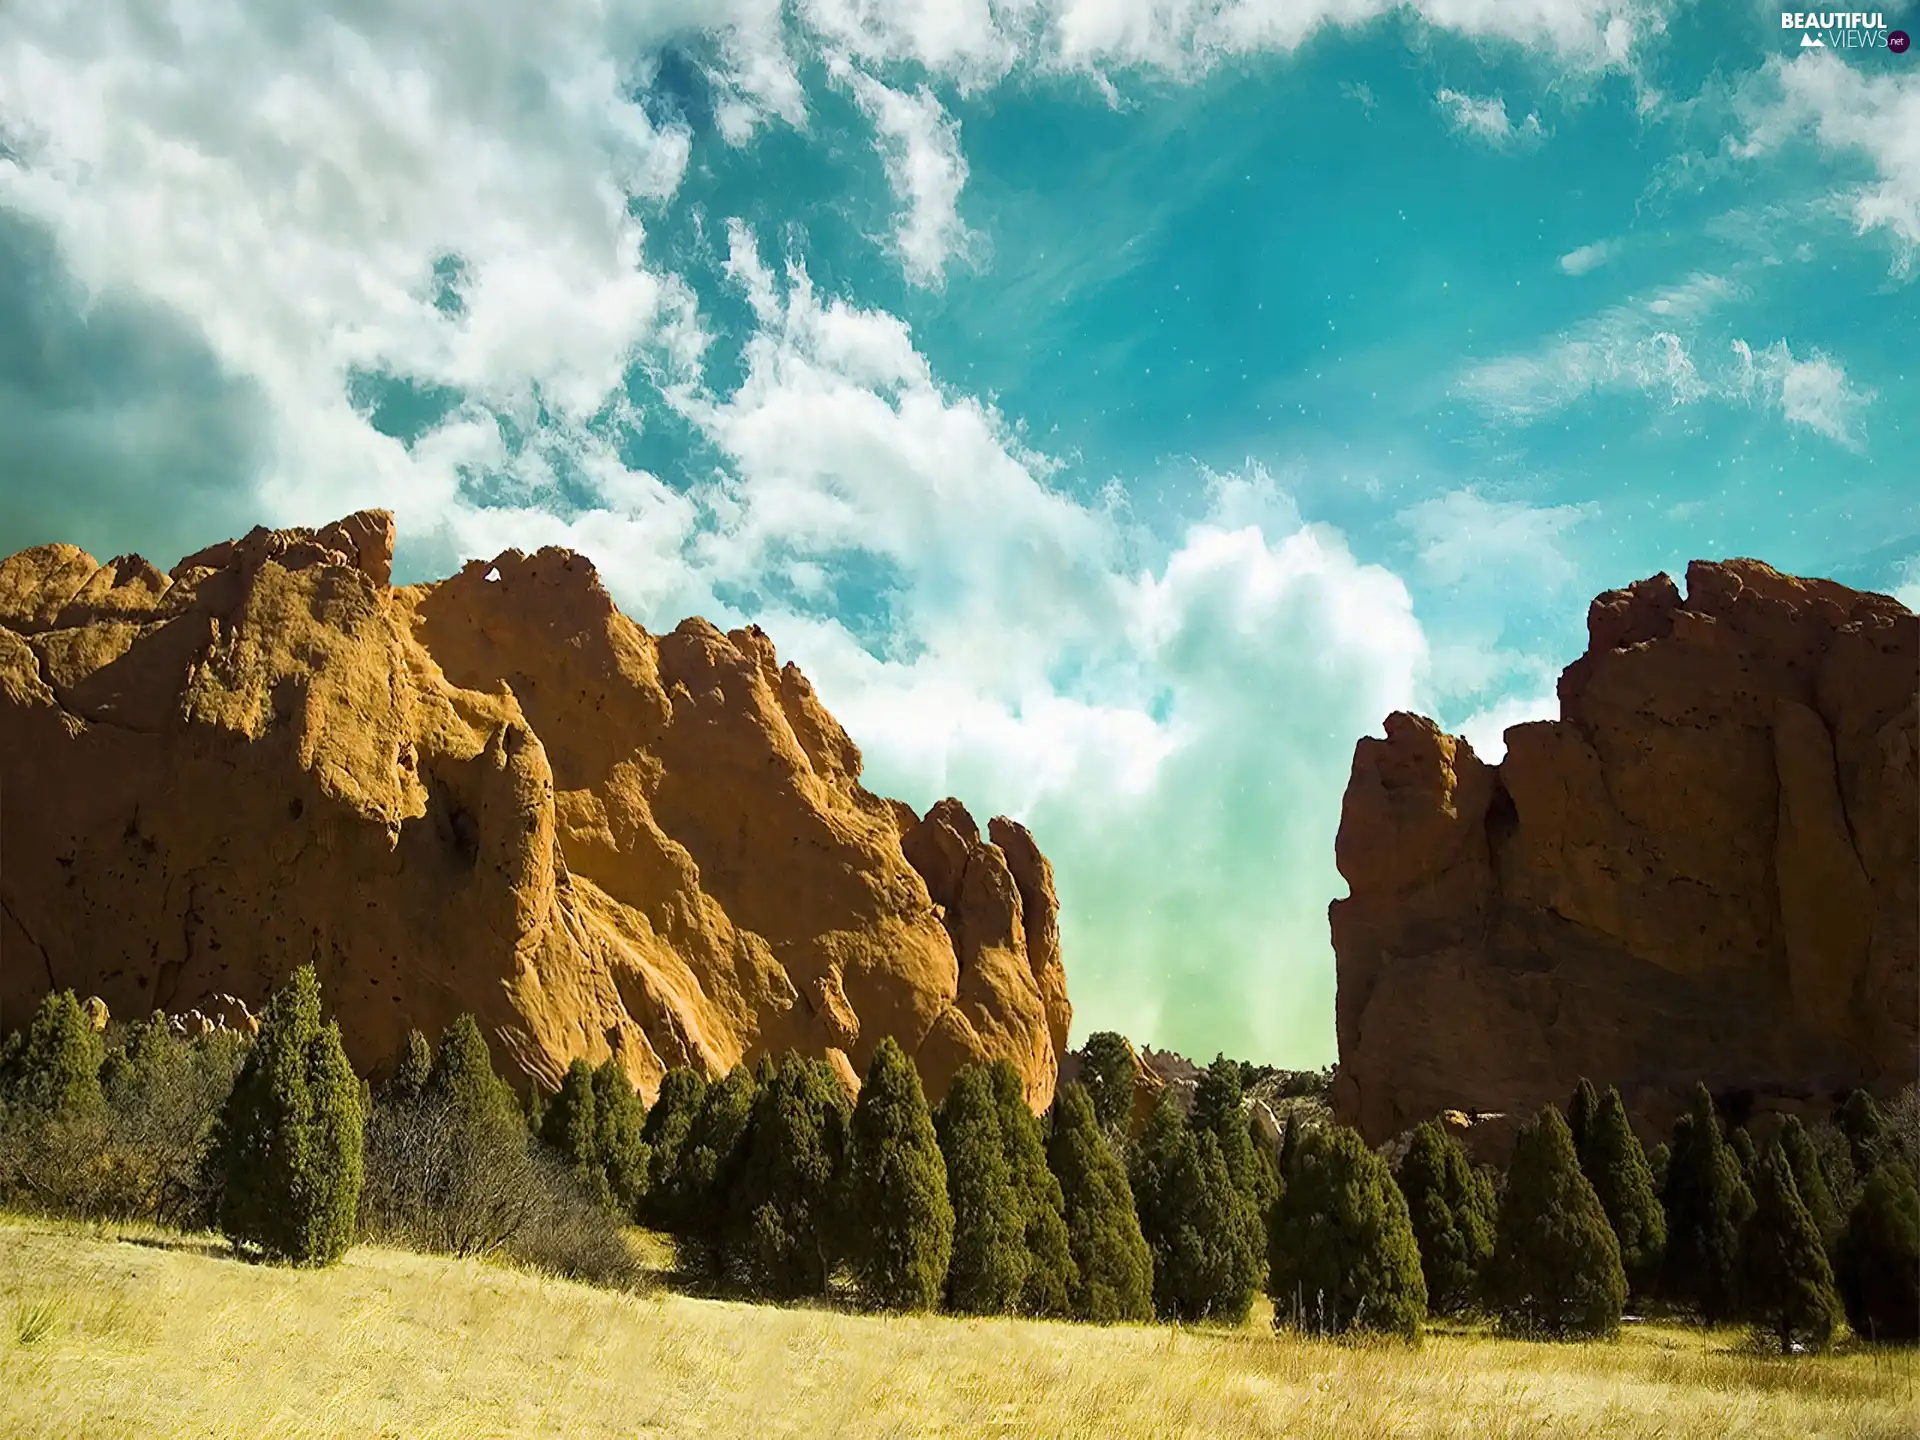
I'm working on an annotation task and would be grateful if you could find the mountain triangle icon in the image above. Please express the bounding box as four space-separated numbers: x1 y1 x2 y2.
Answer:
1799 33 1825 46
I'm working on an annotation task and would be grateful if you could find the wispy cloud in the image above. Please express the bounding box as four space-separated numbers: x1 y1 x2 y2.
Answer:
835 64 976 288
1730 339 1875 450
1558 239 1617 275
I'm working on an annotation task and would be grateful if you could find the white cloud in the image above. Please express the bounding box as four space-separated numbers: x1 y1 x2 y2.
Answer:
1436 88 1546 148
1448 685 1561 764
1400 488 1596 590
836 65 977 287
1892 556 1920 612
1558 239 1617 274
1729 338 1875 450
1734 51 1920 277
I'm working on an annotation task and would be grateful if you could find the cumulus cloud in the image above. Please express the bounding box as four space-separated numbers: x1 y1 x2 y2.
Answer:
1734 50 1920 277
1436 88 1546 148
1729 338 1875 450
1892 556 1920 612
1400 488 1596 590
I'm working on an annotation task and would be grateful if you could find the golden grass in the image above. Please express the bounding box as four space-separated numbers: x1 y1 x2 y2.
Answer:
2 1213 1913 1439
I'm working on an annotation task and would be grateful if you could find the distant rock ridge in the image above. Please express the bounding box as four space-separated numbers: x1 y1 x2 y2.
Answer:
1331 559 1917 1145
0 511 1071 1107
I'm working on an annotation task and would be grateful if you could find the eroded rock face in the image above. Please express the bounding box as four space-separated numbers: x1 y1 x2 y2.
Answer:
0 513 1070 1107
1332 560 1917 1145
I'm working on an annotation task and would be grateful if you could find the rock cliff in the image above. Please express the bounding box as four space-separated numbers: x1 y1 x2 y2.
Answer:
0 513 1071 1106
1332 560 1917 1144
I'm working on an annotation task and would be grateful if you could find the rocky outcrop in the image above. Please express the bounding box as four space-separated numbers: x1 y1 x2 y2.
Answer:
0 513 1071 1107
1332 560 1917 1145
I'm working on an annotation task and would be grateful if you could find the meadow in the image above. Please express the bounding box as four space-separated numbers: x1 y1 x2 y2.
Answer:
3 1213 1913 1440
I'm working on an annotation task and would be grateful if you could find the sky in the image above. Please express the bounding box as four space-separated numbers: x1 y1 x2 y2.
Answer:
2 1 1915 1068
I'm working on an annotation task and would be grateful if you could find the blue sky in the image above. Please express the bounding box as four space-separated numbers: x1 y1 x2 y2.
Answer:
2 1 1915 1066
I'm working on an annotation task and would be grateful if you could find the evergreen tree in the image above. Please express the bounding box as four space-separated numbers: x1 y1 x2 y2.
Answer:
988 1060 1076 1317
424 1014 544 1258
591 1060 650 1217
1268 1124 1425 1339
380 1030 432 1110
1130 1092 1262 1322
1079 1032 1138 1137
215 966 362 1266
541 1059 603 1199
639 1066 707 1219
1661 1085 1754 1323
1047 1082 1153 1322
0 990 105 1118
725 1053 848 1299
1568 1077 1599 1160
1777 1115 1842 1252
1489 1106 1626 1340
842 1038 953 1311
937 1063 1027 1314
1729 1126 1758 1180
1840 1091 1894 1180
659 1065 757 1273
1277 1111 1302 1182
1393 1119 1495 1317
1741 1142 1840 1354
1577 1087 1666 1301
1192 1055 1279 1218
1648 1142 1670 1196
1833 1165 1920 1344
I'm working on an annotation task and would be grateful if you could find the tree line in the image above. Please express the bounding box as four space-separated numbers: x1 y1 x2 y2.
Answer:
2 981 1915 1352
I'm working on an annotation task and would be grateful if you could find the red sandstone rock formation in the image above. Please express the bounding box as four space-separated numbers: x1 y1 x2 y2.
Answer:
1332 560 1917 1146
0 513 1071 1107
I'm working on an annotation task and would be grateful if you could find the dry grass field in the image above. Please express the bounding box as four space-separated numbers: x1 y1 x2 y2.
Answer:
2 1213 1914 1439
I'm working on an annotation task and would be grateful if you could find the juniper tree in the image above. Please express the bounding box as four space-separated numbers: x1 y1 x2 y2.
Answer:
420 1014 542 1258
1840 1091 1894 1180
1393 1119 1495 1317
842 1038 953 1311
1729 1126 1758 1180
639 1066 708 1219
1192 1055 1278 1218
1834 1164 1920 1344
380 1030 432 1110
1079 1032 1138 1137
1277 1111 1302 1182
988 1060 1076 1317
1130 1091 1262 1322
1489 1106 1626 1340
659 1065 757 1277
937 1063 1027 1314
590 1060 650 1217
1661 1084 1754 1323
1047 1081 1153 1323
1268 1124 1425 1339
0 990 105 1119
541 1059 604 1201
1648 1142 1670 1196
725 1053 848 1299
96 1014 245 1228
1577 1087 1666 1301
1568 1078 1600 1160
215 966 363 1266
1770 1115 1841 1254
1741 1142 1840 1354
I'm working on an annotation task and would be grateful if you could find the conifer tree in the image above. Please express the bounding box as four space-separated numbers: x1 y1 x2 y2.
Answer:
1661 1085 1754 1323
1047 1081 1153 1322
1130 1092 1262 1322
639 1066 707 1217
1192 1055 1278 1218
590 1060 650 1217
1577 1087 1666 1300
842 1038 953 1311
1833 1165 1920 1343
215 965 363 1266
937 1063 1027 1314
380 1030 433 1110
1489 1105 1626 1339
1649 1142 1670 1196
988 1060 1075 1317
1568 1077 1599 1160
1730 1125 1758 1179
1777 1115 1842 1252
659 1065 757 1274
1268 1124 1425 1338
725 1053 848 1298
1840 1091 1894 1180
1277 1111 1302 1182
0 990 105 1118
1079 1032 1138 1137
542 1059 603 1198
1741 1142 1840 1353
1393 1119 1494 1317
422 1014 540 1258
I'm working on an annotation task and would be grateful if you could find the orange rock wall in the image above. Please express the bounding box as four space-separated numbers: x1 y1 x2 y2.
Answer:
1331 561 1917 1143
0 513 1070 1107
